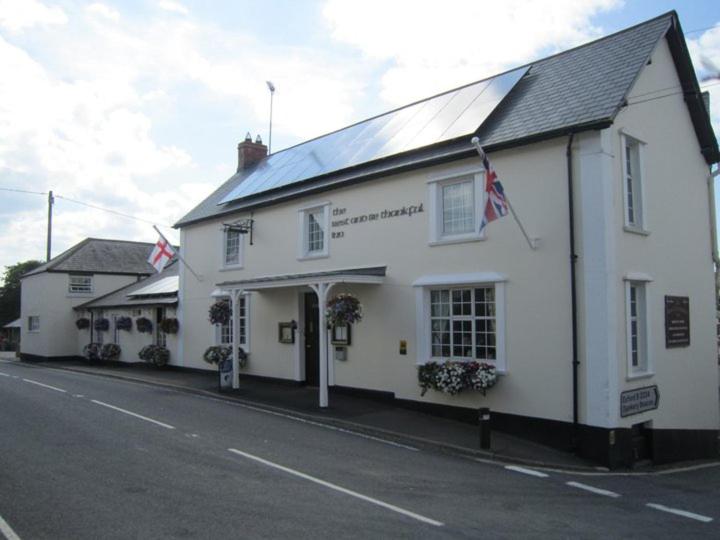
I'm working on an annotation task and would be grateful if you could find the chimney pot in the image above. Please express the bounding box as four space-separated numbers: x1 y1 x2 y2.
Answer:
237 133 268 172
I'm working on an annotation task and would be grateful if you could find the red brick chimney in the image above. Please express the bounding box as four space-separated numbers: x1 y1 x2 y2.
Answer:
237 132 268 172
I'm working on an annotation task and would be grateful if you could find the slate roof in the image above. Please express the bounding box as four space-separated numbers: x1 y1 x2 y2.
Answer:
76 260 179 310
24 238 157 277
176 11 718 228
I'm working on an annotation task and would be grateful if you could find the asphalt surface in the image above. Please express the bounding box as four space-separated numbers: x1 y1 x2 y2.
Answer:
1 359 719 539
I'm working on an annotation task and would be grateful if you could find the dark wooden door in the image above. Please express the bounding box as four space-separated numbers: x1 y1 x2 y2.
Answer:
304 292 319 386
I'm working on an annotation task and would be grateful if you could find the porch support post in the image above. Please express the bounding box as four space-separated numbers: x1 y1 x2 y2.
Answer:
232 288 243 389
311 281 336 408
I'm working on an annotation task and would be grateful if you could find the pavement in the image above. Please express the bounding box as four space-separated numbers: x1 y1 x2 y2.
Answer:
15 357 608 471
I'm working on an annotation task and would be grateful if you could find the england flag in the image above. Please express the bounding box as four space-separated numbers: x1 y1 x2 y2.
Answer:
148 236 175 273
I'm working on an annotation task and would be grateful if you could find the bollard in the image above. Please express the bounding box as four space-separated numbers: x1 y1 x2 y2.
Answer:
479 407 491 450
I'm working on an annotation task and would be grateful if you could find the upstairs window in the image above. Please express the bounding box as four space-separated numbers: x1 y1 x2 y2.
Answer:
428 167 484 244
298 204 329 259
223 228 242 268
68 274 93 294
622 134 646 231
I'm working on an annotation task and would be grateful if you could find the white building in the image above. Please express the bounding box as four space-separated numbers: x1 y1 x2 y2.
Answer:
74 261 179 364
174 12 719 468
20 238 156 360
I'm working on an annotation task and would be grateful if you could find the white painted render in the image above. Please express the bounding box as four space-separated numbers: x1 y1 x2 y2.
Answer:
20 272 138 358
75 306 178 364
178 36 718 432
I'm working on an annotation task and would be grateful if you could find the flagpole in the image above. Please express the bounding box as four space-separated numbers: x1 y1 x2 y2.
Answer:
471 137 537 250
153 225 204 282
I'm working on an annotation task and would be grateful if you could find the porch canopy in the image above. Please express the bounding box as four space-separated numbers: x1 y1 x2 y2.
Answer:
215 265 386 407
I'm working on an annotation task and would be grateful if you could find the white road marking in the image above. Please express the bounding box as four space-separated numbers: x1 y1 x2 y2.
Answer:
73 394 84 398
566 481 620 498
505 465 549 478
90 400 175 430
0 513 21 540
228 448 444 527
22 378 66 393
0 372 10 377
646 503 713 523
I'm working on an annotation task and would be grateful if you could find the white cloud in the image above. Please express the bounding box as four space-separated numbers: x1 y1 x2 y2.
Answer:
688 24 720 141
323 0 622 105
86 3 120 22
158 0 189 16
0 0 67 33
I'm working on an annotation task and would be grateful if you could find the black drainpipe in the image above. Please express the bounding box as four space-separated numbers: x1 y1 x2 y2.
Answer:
566 132 579 451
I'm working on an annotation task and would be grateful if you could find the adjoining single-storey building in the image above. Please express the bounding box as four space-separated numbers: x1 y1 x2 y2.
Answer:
20 238 156 361
174 12 719 468
1 318 21 352
74 261 179 364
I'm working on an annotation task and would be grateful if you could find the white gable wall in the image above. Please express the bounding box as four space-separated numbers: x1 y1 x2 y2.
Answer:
607 37 718 431
20 272 138 358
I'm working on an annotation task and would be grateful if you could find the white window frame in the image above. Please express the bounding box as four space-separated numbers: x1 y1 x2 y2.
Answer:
427 165 485 245
28 316 40 333
624 278 652 378
220 227 244 269
297 202 330 260
68 274 93 294
620 132 648 234
214 294 250 351
414 273 506 372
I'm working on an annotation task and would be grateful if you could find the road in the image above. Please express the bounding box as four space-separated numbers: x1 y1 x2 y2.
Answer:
1 359 719 539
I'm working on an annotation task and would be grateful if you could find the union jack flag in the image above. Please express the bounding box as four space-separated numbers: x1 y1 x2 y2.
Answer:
479 153 509 232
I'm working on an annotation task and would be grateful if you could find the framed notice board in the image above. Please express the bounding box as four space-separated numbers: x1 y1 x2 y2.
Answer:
664 296 690 348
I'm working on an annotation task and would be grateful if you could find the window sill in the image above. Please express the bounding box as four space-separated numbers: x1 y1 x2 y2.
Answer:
626 370 654 381
623 226 650 236
219 265 244 272
67 293 93 298
298 252 329 261
429 234 485 247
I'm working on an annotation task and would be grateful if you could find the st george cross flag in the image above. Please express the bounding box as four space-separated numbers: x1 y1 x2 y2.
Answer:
148 236 175 273
479 153 509 232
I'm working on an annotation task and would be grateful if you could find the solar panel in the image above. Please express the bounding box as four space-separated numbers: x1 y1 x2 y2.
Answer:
219 66 528 205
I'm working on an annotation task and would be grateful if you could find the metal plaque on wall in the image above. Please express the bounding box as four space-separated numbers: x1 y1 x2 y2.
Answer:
620 386 660 417
664 296 690 348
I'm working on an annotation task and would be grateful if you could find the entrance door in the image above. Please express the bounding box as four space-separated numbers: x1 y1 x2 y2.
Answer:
304 292 319 386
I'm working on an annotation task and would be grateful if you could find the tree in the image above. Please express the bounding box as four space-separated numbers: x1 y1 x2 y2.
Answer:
0 260 43 327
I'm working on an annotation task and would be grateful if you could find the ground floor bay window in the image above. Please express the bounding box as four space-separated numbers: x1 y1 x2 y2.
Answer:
414 274 506 372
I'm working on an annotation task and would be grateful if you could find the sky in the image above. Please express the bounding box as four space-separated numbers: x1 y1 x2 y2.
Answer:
0 0 719 281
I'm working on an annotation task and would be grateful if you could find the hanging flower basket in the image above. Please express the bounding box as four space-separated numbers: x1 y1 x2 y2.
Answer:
209 300 231 325
76 318 90 330
83 342 102 362
94 318 110 332
136 317 153 334
116 316 132 331
101 343 121 362
138 344 170 367
325 294 363 327
202 346 248 369
418 361 498 396
159 318 179 334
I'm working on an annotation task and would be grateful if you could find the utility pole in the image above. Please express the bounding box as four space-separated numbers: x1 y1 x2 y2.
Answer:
46 190 54 261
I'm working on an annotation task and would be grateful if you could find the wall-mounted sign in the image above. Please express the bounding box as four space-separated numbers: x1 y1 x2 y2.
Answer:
665 296 690 348
620 385 659 417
